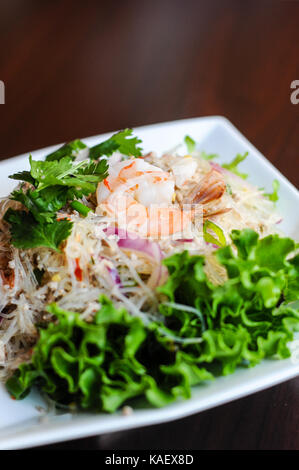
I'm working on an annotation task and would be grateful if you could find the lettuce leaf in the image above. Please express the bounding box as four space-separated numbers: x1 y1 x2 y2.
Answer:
158 229 299 374
6 229 299 411
6 296 212 412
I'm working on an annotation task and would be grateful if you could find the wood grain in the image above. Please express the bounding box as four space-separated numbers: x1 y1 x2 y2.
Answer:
0 0 298 450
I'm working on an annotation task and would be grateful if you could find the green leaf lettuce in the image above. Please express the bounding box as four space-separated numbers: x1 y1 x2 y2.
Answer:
6 229 299 411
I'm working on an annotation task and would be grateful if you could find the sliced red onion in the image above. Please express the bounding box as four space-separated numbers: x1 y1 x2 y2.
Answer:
210 161 249 186
118 237 163 262
210 161 234 177
104 226 142 240
104 226 163 262
205 242 219 249
104 226 129 239
99 255 122 288
106 265 122 286
144 253 169 288
104 226 168 287
210 162 224 173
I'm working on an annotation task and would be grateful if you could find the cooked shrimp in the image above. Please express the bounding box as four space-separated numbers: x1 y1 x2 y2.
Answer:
146 153 227 214
96 158 193 238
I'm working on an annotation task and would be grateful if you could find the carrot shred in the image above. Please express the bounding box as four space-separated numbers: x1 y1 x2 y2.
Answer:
103 179 112 191
74 258 83 282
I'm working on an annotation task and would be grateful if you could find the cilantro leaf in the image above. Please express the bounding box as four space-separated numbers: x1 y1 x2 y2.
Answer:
10 186 70 224
222 152 249 179
4 209 73 251
29 156 78 190
200 151 218 160
74 159 108 181
8 170 35 185
6 134 112 251
89 129 142 160
29 156 107 193
264 179 280 202
6 155 107 249
45 139 87 162
184 135 196 154
89 139 119 160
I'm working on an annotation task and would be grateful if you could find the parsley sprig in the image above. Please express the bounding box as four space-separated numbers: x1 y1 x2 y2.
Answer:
264 179 280 202
222 152 249 179
6 157 108 251
5 129 143 251
4 209 73 251
89 128 143 160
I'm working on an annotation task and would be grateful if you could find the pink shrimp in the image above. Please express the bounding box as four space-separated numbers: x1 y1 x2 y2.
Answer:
96 158 193 238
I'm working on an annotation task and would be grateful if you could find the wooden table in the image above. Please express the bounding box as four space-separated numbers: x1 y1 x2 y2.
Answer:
0 0 298 450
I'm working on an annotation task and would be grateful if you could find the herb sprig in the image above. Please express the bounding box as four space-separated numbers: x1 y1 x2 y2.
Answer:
222 152 249 179
5 130 142 250
264 179 280 202
89 128 143 160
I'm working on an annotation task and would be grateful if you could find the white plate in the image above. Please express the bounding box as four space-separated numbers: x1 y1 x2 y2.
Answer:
0 116 298 449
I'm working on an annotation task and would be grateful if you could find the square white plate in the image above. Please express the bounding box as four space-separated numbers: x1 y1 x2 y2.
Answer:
0 116 298 449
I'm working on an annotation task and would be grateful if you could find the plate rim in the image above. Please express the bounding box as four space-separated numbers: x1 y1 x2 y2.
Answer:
0 357 298 450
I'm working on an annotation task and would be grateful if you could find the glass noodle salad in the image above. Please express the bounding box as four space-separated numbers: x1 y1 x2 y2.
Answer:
0 129 298 413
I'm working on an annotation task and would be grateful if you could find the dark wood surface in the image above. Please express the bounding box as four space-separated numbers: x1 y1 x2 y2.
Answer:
0 0 298 450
